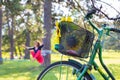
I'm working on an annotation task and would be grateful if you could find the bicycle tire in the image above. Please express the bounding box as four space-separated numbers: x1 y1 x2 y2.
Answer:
37 61 92 80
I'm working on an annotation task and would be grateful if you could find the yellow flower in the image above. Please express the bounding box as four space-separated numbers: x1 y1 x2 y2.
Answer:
66 16 73 22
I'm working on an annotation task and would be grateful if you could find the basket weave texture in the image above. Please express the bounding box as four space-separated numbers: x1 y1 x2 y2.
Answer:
55 21 94 58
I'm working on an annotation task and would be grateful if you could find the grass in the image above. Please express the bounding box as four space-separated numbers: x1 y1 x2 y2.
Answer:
91 64 120 80
0 60 44 80
0 51 120 80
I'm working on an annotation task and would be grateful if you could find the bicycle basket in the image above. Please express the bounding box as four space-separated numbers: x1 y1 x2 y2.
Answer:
55 21 94 58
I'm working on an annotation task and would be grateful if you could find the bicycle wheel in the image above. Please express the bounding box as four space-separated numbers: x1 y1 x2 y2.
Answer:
37 61 92 80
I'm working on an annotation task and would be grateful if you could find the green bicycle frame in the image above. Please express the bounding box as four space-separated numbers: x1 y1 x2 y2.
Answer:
77 19 115 80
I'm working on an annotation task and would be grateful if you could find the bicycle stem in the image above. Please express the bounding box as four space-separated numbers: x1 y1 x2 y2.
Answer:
88 19 99 33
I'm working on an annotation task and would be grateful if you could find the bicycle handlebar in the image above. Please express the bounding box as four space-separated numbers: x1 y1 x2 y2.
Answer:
85 7 120 34
85 8 96 18
110 28 120 33
85 7 120 20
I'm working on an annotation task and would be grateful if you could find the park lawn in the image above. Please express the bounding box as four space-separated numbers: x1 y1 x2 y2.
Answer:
0 60 44 80
0 51 120 80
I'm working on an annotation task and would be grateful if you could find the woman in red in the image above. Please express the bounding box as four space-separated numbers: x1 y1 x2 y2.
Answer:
26 41 44 64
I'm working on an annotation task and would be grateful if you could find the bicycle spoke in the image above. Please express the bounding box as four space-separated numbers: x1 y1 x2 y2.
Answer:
37 61 92 80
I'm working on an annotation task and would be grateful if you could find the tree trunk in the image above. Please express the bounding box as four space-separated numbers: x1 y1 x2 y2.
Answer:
43 0 52 67
10 16 15 59
24 29 30 59
24 13 30 59
6 8 11 59
0 6 3 64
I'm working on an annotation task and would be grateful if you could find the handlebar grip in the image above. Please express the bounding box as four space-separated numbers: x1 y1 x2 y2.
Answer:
110 28 120 33
86 8 96 18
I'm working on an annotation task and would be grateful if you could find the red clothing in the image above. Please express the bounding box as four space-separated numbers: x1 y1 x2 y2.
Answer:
30 50 44 64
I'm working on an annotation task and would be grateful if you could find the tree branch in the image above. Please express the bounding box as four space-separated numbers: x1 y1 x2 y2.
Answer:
90 0 120 20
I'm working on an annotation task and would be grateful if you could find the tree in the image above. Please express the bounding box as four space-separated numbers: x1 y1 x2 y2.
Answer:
9 15 15 59
0 5 3 64
24 13 31 59
43 0 52 67
23 0 44 59
24 29 30 59
3 0 23 59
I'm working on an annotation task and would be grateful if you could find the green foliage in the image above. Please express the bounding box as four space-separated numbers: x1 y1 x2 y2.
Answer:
51 29 59 53
1 0 44 53
104 32 120 50
0 0 4 6
3 0 23 16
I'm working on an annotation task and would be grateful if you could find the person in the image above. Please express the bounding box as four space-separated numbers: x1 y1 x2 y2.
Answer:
25 41 44 64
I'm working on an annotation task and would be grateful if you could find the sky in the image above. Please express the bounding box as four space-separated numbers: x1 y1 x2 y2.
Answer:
53 0 120 18
20 0 120 18
96 0 120 17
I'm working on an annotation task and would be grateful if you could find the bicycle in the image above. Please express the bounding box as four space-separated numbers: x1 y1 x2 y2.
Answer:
37 6 120 80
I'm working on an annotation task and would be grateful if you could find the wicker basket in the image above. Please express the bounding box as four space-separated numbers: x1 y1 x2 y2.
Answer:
55 21 94 58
